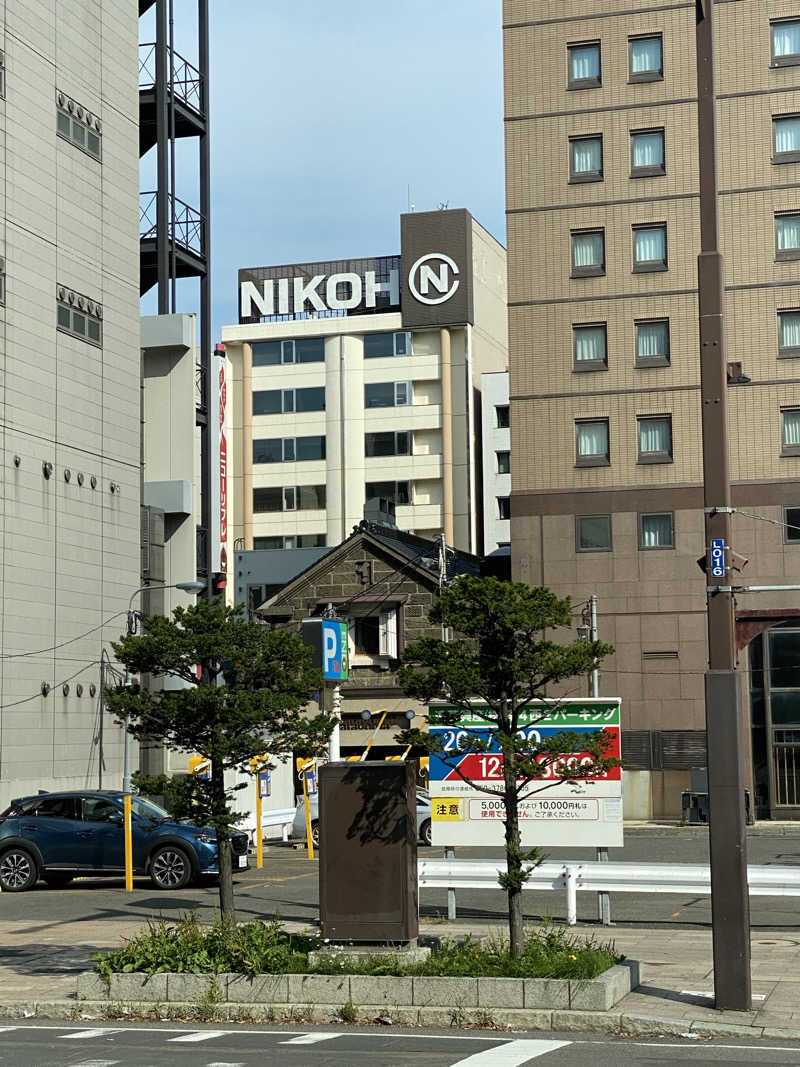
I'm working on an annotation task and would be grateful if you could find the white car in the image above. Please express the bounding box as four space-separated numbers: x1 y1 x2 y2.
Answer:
292 790 432 848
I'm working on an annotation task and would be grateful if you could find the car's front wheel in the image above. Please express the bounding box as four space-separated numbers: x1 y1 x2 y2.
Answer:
310 820 320 848
420 819 432 847
149 845 192 890
0 847 38 892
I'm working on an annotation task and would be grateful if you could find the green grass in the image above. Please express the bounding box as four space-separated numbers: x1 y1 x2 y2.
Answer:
93 914 621 981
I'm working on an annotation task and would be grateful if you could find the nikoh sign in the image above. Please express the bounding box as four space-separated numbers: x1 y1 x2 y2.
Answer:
241 269 401 319
428 699 623 848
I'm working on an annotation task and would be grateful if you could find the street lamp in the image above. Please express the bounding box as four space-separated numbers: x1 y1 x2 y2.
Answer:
121 579 207 793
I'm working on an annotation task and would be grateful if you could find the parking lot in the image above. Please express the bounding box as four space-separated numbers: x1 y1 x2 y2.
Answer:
2 829 800 930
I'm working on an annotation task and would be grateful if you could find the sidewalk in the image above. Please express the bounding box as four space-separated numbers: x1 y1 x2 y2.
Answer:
1 914 799 1038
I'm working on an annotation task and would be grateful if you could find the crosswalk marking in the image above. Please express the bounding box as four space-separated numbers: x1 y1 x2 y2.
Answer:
72 1060 120 1067
168 1030 229 1043
449 1039 573 1066
60 1029 120 1041
280 1032 342 1045
205 1063 245 1066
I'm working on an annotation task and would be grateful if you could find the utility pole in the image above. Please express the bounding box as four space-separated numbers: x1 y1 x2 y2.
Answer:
696 0 751 1010
586 593 611 926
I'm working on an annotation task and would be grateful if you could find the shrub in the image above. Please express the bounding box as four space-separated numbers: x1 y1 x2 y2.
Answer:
94 915 621 982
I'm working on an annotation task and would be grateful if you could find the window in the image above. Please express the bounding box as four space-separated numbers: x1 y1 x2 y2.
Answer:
631 128 665 176
347 605 399 661
253 485 326 511
639 512 674 549
252 337 324 366
364 331 410 358
638 415 672 462
576 515 612 552
635 319 670 365
365 430 411 457
253 436 325 462
782 409 800 454
569 135 603 182
779 311 800 356
633 224 667 272
575 419 610 466
629 34 663 81
776 214 800 260
497 451 510 474
57 288 102 347
254 533 327 550
56 92 102 161
33 796 79 819
252 386 325 415
573 323 607 370
784 506 800 543
497 496 511 520
571 229 605 277
773 116 800 163
83 797 121 822
364 381 412 407
568 41 601 89
495 405 510 428
365 480 411 505
772 19 800 67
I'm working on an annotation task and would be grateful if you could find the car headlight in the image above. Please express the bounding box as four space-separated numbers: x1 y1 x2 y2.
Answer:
194 833 216 844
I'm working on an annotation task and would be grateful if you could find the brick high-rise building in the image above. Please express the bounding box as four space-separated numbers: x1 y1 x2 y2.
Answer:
504 1 800 818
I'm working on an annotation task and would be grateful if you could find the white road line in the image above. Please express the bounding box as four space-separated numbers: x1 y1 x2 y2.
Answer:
169 1031 229 1044
72 1061 120 1067
280 1032 342 1045
0 1029 17 1035
449 1039 572 1066
205 1062 245 1066
60 1029 121 1041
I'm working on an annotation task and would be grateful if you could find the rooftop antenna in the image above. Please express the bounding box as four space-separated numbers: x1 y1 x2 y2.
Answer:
438 200 449 210
408 184 415 212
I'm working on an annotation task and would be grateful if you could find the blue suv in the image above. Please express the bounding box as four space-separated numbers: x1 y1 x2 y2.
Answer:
0 790 249 892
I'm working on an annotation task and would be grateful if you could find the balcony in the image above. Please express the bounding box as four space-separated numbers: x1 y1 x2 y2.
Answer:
139 43 206 155
139 191 207 294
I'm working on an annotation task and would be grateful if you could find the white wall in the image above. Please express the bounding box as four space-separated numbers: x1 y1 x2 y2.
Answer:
0 1 141 805
482 372 511 552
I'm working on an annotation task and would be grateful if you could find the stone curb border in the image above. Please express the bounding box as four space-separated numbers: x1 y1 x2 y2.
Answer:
76 963 636 1013
2 999 799 1042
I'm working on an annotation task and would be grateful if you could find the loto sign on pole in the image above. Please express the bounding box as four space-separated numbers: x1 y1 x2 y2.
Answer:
427 699 623 848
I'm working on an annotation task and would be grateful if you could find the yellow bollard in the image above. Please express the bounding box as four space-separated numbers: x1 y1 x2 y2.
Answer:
256 778 263 870
123 794 133 892
302 764 314 861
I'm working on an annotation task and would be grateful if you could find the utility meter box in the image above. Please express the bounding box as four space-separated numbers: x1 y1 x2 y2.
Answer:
319 760 418 942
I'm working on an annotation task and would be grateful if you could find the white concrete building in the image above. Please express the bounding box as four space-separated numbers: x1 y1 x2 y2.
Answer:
221 210 507 556
0 2 142 805
481 371 511 553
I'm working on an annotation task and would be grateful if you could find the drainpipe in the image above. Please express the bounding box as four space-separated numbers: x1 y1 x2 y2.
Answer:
440 328 454 546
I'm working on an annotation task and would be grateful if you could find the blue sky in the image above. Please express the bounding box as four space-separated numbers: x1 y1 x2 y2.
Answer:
142 2 506 338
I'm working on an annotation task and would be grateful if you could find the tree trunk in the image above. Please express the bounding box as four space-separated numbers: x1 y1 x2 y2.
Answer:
502 739 524 957
211 757 235 924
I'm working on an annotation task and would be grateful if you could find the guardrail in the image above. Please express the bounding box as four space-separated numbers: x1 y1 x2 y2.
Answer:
417 859 800 925
247 806 296 846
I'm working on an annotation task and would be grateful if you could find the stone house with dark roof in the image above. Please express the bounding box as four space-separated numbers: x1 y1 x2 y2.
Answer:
256 521 480 758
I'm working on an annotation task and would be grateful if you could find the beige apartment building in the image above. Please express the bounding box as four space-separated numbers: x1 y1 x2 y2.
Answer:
504 0 800 818
221 209 507 558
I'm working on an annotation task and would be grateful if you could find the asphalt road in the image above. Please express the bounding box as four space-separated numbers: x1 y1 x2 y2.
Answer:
2 1024 800 1067
2 831 800 929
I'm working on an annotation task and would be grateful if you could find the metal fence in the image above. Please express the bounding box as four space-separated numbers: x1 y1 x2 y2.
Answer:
418 858 800 925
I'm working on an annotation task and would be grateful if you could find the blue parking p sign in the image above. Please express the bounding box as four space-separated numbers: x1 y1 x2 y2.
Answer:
710 538 726 578
302 618 350 681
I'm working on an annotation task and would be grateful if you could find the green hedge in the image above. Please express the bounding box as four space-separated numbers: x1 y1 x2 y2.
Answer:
94 914 621 981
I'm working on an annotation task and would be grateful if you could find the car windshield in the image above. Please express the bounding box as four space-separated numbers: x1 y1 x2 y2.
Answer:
131 796 170 820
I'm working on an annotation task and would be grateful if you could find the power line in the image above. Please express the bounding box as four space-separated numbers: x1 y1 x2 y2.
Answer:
734 508 800 538
0 660 99 711
0 612 126 660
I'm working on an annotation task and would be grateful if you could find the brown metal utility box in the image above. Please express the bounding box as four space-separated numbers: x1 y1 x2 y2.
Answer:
319 760 418 942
